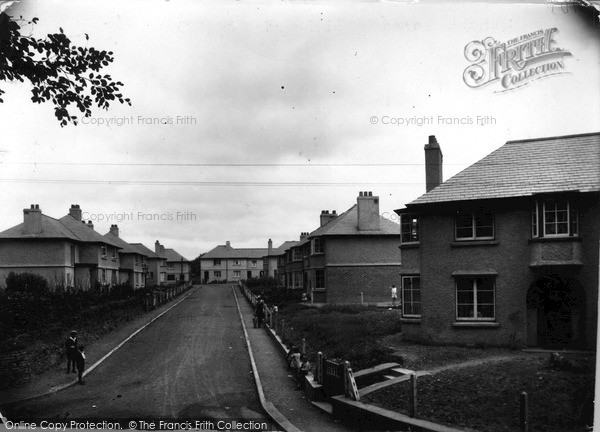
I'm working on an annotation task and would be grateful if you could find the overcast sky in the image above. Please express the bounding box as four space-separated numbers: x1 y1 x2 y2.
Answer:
0 0 599 259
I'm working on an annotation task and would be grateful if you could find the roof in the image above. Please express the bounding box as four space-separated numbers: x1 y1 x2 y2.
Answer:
129 243 163 259
267 240 300 257
408 132 600 206
58 215 121 247
0 214 81 240
104 232 147 255
202 244 268 260
161 248 190 263
308 204 399 237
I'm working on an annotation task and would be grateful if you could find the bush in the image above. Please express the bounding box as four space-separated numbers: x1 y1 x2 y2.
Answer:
5 272 49 295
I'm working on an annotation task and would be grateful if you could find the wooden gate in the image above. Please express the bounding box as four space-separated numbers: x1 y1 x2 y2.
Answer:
323 359 345 399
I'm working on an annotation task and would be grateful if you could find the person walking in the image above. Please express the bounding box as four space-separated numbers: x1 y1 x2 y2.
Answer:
65 330 78 374
390 284 398 307
75 345 86 385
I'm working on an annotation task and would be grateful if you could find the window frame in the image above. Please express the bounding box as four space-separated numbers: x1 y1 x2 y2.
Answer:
314 269 325 289
312 238 324 255
401 275 421 318
454 211 494 241
214 270 222 278
400 214 419 244
233 270 241 278
455 276 496 321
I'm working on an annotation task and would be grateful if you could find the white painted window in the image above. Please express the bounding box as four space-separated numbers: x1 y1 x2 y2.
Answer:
234 270 241 278
312 238 324 254
401 276 421 317
455 211 494 241
400 214 419 243
455 277 495 321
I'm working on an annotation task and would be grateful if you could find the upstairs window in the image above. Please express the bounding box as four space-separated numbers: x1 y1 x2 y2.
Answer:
400 214 419 243
455 211 494 241
213 259 221 266
532 198 579 238
312 238 324 255
101 245 107 258
293 248 302 261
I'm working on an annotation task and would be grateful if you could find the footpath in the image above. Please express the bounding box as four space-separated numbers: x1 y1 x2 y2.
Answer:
233 288 354 432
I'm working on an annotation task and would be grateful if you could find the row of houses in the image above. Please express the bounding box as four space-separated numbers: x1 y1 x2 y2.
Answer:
200 132 599 350
0 204 191 290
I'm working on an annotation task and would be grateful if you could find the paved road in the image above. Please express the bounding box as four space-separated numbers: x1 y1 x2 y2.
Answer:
3 285 274 426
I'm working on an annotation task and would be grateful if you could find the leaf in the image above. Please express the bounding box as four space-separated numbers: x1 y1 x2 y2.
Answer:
85 33 88 41
32 17 39 24
59 27 63 33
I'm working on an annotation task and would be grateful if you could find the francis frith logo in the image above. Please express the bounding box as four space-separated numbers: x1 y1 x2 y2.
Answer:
463 28 572 92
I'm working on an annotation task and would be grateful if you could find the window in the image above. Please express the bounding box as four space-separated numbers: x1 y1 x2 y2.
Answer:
101 268 106 284
112 248 117 259
167 263 174 270
312 238 324 254
400 214 419 243
251 260 257 268
160 273 165 282
455 211 494 240
213 259 221 266
455 277 495 321
532 198 579 238
214 270 222 278
233 259 241 266
293 272 303 287
293 248 302 261
233 270 241 278
315 269 325 289
149 272 154 278
101 246 107 258
402 276 421 317
167 274 175 281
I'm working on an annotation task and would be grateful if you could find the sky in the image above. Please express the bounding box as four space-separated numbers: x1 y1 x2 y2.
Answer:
0 0 599 259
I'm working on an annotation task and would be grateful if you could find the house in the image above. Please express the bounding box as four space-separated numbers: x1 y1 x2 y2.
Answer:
395 133 599 349
155 241 190 284
129 242 166 287
294 193 401 304
0 204 121 290
200 241 267 283
262 238 300 282
103 225 148 289
283 233 310 292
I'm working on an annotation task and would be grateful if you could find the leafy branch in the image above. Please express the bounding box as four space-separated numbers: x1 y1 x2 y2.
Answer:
0 12 131 126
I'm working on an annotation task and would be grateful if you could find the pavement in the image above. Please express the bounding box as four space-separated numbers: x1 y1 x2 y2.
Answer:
233 287 354 432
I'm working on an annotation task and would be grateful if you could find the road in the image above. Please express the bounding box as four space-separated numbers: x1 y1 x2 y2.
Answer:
3 285 274 426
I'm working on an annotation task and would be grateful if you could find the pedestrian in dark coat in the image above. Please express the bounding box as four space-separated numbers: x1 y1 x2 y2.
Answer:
65 330 78 373
76 345 86 385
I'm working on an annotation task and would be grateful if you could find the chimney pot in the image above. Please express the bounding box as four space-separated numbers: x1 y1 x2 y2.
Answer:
357 191 381 231
23 205 42 235
429 135 437 144
69 204 83 222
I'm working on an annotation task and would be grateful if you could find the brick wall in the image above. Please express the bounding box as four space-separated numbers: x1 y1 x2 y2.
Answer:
0 349 31 388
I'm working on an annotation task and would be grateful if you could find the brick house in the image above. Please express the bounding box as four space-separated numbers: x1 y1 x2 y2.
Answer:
200 241 267 283
104 225 148 289
283 233 310 293
262 239 299 283
290 192 401 304
129 242 166 286
395 133 599 349
0 204 121 290
155 240 190 284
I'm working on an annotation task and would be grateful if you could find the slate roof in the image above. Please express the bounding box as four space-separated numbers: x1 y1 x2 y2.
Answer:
161 248 190 263
267 240 300 256
129 243 163 260
0 214 80 240
408 132 600 206
104 232 147 255
308 204 399 238
58 215 121 247
201 244 268 260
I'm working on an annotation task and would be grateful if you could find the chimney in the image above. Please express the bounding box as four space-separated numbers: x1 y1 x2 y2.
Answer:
226 241 231 248
69 204 82 222
110 224 119 237
155 240 161 254
23 204 42 235
86 220 94 230
320 210 338 227
424 135 443 192
300 232 309 241
268 239 273 254
357 191 380 231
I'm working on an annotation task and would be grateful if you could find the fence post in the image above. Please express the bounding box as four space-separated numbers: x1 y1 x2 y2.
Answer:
269 308 273 328
343 361 350 397
520 392 528 432
316 352 323 384
409 373 417 418
301 338 306 355
361 291 364 305
281 319 285 341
